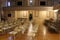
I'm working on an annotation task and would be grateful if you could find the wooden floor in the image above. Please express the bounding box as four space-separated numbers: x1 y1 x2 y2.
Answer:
0 20 59 40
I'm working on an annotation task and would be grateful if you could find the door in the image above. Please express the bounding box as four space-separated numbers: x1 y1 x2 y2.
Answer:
29 13 33 21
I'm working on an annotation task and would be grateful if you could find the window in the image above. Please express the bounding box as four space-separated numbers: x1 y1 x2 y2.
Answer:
7 2 10 6
17 1 22 6
40 1 46 6
8 14 11 17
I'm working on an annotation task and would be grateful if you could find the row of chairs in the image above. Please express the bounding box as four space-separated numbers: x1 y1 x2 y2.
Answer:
0 19 39 40
0 18 26 34
8 21 30 40
8 20 39 40
0 20 20 34
44 19 60 33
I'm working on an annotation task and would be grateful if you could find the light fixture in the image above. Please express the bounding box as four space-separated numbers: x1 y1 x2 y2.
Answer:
30 0 32 3
54 9 59 12
8 2 10 6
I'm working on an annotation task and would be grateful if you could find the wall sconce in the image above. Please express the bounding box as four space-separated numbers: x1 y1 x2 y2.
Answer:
54 9 59 12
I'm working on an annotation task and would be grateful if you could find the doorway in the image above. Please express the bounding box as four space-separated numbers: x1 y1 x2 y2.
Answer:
29 13 33 21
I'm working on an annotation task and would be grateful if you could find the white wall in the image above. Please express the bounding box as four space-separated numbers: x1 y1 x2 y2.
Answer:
15 10 54 21
15 11 28 20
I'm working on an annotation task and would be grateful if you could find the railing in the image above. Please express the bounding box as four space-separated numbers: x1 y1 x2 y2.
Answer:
3 6 53 11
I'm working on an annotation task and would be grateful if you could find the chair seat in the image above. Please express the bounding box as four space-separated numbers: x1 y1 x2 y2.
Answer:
2 27 8 30
9 31 18 35
0 29 3 32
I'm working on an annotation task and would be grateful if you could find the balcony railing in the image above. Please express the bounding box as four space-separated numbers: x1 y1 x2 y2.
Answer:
3 6 53 11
